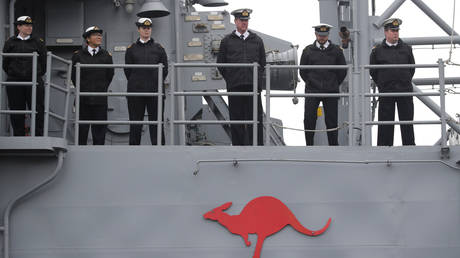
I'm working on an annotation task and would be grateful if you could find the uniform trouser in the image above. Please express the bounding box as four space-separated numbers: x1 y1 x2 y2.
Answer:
6 77 44 136
304 97 338 146
377 96 415 146
127 96 165 145
228 84 263 146
79 104 107 145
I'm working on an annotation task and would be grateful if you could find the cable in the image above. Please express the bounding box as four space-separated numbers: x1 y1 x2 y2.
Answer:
446 0 458 65
270 122 348 133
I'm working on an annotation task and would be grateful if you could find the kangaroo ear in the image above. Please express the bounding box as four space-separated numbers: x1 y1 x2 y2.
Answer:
218 202 232 211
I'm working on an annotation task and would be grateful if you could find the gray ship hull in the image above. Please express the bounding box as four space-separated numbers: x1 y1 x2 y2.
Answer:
2 145 459 258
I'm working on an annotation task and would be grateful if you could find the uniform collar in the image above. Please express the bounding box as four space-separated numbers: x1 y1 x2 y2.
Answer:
138 38 152 44
385 40 398 47
234 30 250 40
315 40 330 49
17 34 31 41
87 46 100 56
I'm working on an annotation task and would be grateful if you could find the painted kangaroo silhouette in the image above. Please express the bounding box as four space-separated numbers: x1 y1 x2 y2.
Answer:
203 196 331 258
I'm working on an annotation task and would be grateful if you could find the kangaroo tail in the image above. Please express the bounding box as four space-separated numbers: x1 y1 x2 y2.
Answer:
290 216 332 237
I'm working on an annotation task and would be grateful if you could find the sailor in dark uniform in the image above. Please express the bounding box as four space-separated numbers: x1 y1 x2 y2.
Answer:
71 26 114 145
299 24 347 146
2 16 47 136
124 17 168 145
217 8 266 146
370 18 415 146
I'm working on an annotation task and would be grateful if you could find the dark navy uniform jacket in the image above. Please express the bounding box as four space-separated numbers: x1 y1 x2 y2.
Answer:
299 40 347 93
217 30 266 90
124 38 168 93
370 39 415 92
71 47 114 105
2 36 47 79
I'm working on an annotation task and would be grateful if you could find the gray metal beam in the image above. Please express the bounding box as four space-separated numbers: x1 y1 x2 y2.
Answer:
413 84 460 134
374 36 460 45
411 0 458 36
9 0 16 37
0 1 6 136
413 77 460 85
357 0 372 145
373 0 406 28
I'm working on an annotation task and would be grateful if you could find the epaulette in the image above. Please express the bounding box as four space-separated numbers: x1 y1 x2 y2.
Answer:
127 44 133 49
39 38 44 42
73 50 79 54
303 45 313 52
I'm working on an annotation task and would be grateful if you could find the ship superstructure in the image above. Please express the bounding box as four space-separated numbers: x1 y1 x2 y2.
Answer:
1 1 460 258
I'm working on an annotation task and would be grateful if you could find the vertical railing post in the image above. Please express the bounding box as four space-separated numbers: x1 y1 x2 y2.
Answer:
44 52 52 137
438 59 447 148
360 66 366 145
347 65 353 146
265 64 271 146
0 53 3 134
30 52 38 136
178 66 186 146
157 64 163 146
63 58 72 139
169 63 175 145
252 62 258 146
75 63 81 145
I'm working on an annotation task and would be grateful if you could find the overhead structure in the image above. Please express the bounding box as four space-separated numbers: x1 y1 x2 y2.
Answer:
137 0 170 18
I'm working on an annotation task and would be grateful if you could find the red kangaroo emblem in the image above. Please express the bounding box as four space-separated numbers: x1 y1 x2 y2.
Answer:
203 196 331 258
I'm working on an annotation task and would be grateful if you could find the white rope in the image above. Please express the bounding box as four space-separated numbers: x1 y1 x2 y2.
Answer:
270 122 349 133
446 0 458 65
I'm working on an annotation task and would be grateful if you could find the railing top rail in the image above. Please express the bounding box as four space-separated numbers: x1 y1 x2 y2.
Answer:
269 64 350 69
77 63 163 68
173 62 257 68
0 52 36 57
363 63 439 69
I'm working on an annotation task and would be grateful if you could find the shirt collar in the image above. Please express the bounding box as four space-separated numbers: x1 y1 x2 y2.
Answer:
234 30 250 40
385 40 398 47
17 35 30 41
139 38 151 44
87 46 100 56
315 40 330 49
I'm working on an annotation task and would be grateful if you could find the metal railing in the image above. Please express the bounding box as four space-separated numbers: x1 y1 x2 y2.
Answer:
2 54 454 147
74 63 164 145
0 52 38 136
44 52 72 138
361 59 447 147
170 62 259 146
265 64 353 146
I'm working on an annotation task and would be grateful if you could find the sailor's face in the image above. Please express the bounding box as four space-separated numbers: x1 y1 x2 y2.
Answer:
17 24 33 36
138 26 152 39
235 18 248 33
86 33 102 47
384 28 399 44
315 33 329 44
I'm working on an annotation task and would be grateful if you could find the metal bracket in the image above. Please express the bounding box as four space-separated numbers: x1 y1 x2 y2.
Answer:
386 160 392 167
441 146 450 159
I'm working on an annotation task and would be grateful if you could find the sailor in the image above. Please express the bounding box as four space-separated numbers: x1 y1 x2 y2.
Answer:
71 26 114 145
370 18 415 146
299 24 347 146
124 17 168 145
2 16 47 136
217 8 265 146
